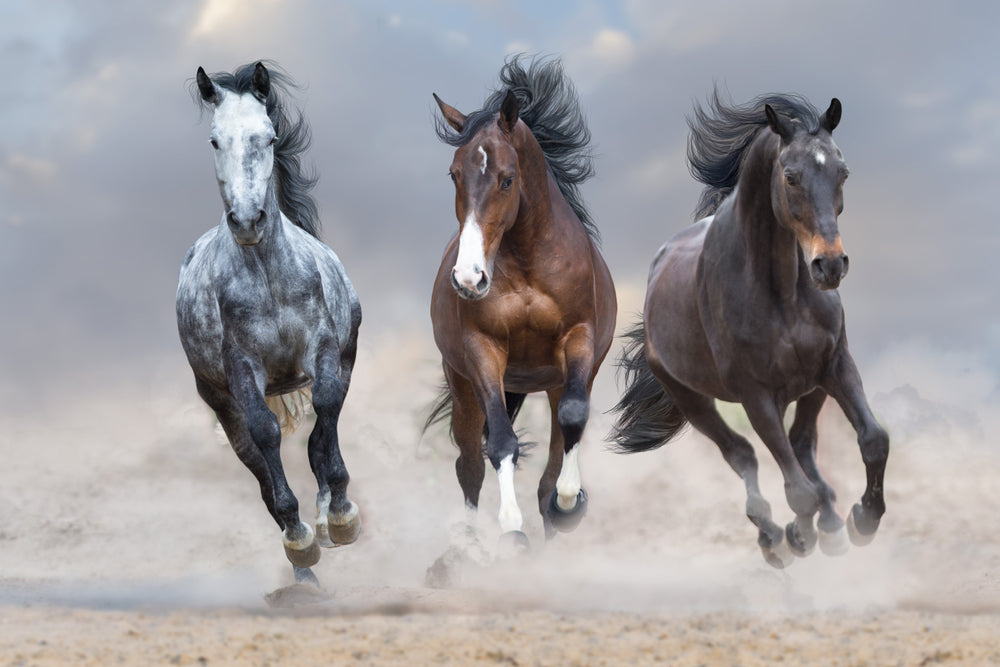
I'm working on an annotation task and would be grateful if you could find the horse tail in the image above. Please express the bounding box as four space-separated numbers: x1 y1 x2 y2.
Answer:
424 385 528 445
266 388 312 435
610 321 688 453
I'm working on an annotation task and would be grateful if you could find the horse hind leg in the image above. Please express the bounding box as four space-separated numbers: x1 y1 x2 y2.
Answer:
652 373 793 568
787 388 848 556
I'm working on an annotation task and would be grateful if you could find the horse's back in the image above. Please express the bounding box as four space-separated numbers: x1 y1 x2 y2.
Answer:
645 216 732 399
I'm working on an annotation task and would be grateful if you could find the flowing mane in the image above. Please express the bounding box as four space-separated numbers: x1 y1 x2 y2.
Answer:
434 55 600 243
687 89 821 220
193 61 320 238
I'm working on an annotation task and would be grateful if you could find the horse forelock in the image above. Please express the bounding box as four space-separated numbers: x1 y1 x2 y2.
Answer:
688 89 822 220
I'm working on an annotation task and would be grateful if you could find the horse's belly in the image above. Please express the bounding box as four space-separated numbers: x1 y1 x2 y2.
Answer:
503 365 563 393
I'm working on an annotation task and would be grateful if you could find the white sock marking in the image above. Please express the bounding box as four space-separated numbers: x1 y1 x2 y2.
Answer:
555 445 582 511
496 454 522 532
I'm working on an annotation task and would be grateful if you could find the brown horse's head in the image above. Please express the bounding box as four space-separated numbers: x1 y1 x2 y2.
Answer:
766 99 850 290
434 90 523 300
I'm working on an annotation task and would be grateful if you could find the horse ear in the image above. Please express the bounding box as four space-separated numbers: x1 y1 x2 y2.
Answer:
765 104 794 143
433 93 467 132
196 67 221 106
251 62 270 103
821 98 842 133
498 89 519 134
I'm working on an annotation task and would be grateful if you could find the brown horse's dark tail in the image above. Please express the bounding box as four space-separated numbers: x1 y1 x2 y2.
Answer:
424 385 528 446
610 321 688 453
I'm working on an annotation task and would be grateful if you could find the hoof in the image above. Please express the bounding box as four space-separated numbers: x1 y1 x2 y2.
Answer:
547 488 588 533
846 504 879 546
284 539 321 568
293 566 321 588
785 519 817 558
318 502 361 547
818 524 850 556
761 535 795 569
497 530 530 559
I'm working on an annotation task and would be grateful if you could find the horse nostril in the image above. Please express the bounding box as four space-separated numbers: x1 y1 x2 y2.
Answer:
476 273 490 293
841 254 850 277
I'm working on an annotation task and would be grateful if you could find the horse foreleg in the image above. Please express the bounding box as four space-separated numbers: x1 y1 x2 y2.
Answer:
788 388 848 555
308 344 360 548
223 354 317 569
446 366 487 513
196 378 281 526
742 392 822 566
823 350 889 546
543 328 595 533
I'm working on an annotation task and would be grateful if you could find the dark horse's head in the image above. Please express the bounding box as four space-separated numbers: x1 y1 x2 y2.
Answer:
434 90 523 300
766 99 850 290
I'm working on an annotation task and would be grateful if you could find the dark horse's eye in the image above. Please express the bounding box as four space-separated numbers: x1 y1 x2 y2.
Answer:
784 170 799 187
209 138 219 150
449 171 457 184
501 177 514 190
269 135 279 146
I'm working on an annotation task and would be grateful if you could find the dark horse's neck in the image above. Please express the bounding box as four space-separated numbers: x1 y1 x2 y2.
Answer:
734 131 800 302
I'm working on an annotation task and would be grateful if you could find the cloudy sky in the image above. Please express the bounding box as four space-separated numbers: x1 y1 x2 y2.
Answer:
2 0 998 413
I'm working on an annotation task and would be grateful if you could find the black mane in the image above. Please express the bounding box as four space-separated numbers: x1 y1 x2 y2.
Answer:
193 61 320 238
435 55 599 243
687 89 821 220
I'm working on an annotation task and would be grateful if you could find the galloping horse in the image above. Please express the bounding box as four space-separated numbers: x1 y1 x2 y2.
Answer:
427 57 616 549
177 62 362 584
612 92 888 567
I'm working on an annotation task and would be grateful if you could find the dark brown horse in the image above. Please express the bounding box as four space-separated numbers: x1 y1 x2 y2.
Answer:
612 91 888 568
427 57 616 549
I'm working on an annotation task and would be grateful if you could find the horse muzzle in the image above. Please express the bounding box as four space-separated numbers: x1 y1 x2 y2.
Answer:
809 253 849 290
451 266 491 300
227 209 266 245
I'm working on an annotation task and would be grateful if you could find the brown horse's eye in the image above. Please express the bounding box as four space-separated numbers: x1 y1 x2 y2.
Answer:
501 177 513 190
449 171 457 184
784 170 799 187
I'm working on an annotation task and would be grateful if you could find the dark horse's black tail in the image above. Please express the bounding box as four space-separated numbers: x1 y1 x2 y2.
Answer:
424 387 527 446
611 321 689 452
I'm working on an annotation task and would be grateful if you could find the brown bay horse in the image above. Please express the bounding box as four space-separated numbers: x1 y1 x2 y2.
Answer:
612 91 888 568
427 57 616 551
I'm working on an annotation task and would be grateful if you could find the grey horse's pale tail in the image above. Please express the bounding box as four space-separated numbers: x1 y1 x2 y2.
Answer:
610 321 689 452
266 389 312 434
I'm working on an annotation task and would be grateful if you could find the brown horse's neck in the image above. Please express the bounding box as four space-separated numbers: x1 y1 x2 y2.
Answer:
501 125 558 259
735 132 800 303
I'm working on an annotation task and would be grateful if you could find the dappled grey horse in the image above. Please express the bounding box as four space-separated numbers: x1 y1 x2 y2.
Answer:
176 62 362 585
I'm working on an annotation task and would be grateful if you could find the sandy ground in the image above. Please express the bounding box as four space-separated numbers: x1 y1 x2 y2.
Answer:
2 308 999 665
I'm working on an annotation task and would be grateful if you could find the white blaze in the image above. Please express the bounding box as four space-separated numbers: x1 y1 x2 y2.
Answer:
555 445 582 511
478 145 488 174
814 150 827 166
496 454 522 533
453 214 487 291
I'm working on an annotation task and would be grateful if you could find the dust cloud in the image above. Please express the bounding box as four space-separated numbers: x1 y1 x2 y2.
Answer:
0 286 997 619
